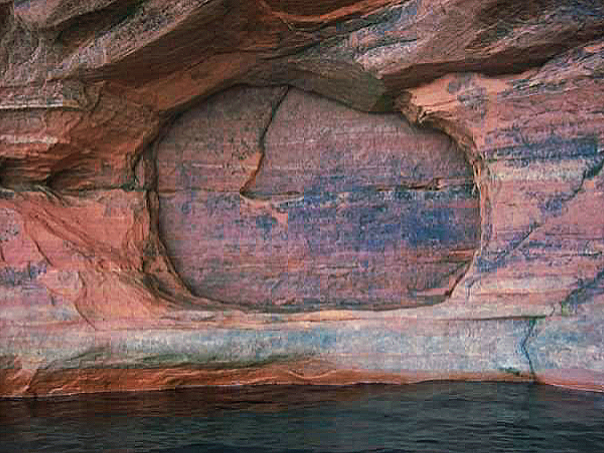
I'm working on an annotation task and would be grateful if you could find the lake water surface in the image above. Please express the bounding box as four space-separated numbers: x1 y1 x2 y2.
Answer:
1 382 604 453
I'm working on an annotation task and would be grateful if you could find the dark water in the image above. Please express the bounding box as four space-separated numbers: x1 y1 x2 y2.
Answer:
1 383 604 453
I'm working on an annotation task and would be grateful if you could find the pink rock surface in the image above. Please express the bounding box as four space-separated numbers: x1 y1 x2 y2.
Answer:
0 1 603 396
157 87 480 310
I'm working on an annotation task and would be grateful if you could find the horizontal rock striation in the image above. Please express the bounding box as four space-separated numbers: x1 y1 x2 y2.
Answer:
0 0 603 396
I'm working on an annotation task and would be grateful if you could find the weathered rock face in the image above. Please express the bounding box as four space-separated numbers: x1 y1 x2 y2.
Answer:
158 86 479 311
1 0 603 396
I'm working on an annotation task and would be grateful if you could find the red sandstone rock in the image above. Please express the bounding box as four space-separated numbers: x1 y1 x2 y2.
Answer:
0 81 160 189
397 41 604 311
158 86 479 310
0 1 603 396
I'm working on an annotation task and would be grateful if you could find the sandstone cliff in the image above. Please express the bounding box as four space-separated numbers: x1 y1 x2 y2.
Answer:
1 0 603 396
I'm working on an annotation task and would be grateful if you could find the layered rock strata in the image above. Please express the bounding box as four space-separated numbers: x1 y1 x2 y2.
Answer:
1 0 603 396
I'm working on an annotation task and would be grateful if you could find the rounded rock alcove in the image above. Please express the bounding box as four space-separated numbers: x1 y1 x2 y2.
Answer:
156 86 480 312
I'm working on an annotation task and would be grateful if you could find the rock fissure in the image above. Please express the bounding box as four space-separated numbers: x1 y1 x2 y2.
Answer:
520 317 539 378
239 86 290 199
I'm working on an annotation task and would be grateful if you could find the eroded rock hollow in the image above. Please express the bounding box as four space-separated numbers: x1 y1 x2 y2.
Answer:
1 0 603 396
157 86 479 311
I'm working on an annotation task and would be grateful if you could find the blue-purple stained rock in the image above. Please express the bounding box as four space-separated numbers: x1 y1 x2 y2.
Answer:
157 87 480 311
